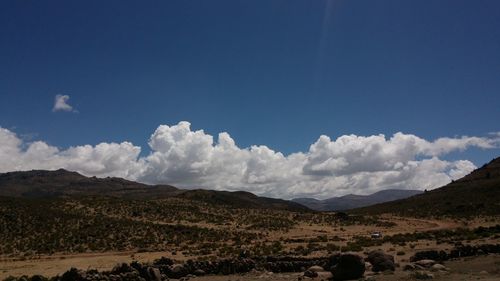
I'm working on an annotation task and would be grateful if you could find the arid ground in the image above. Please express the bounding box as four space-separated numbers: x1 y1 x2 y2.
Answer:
1 205 499 280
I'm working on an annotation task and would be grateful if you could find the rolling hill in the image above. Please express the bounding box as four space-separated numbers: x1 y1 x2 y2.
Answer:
352 157 500 217
177 189 310 211
0 169 309 211
0 169 178 198
293 189 423 211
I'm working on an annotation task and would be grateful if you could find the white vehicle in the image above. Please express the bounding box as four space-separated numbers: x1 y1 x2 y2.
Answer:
371 231 382 239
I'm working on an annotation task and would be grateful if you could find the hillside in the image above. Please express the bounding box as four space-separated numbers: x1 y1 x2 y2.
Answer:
0 169 178 198
178 189 310 211
352 157 500 217
0 169 308 211
293 189 422 211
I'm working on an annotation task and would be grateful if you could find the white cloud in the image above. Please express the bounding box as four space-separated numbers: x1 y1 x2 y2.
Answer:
0 127 142 179
52 94 76 112
0 122 499 199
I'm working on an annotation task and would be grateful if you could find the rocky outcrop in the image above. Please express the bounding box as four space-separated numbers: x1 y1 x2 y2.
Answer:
366 250 395 272
410 244 500 262
330 254 365 281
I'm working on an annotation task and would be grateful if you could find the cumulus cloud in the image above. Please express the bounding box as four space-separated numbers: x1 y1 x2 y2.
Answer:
0 123 499 199
52 94 76 112
301 132 499 177
0 127 142 179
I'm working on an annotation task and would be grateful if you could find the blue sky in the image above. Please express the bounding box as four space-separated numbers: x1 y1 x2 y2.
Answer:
0 1 499 197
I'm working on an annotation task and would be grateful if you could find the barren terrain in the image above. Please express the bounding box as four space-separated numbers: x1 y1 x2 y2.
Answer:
1 162 499 280
1 210 499 280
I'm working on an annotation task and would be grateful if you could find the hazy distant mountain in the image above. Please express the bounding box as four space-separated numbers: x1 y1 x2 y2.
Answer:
353 157 500 217
0 169 309 211
293 189 423 211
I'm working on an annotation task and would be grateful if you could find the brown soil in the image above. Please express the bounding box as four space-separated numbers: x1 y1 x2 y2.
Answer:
1 216 499 280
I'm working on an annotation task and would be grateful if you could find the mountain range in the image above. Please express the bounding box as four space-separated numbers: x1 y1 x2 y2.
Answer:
1 156 499 216
0 169 309 212
353 157 500 217
292 189 423 211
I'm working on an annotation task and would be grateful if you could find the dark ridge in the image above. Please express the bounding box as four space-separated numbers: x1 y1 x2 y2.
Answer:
177 189 311 212
0 169 309 211
351 157 500 217
0 169 178 198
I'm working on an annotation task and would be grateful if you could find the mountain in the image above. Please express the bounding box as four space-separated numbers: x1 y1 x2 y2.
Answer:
352 157 500 217
0 169 309 211
0 169 178 198
177 189 310 211
293 189 422 211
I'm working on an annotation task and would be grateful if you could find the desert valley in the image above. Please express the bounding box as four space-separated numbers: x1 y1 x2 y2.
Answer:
0 157 499 281
2 1 500 280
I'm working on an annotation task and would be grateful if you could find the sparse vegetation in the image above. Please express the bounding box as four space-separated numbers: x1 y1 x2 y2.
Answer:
1 161 499 280
0 196 387 257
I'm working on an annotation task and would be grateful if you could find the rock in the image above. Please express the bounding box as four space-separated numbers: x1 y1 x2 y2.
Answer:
403 264 416 271
415 259 436 268
412 271 434 279
147 267 162 281
331 254 365 281
170 264 187 279
30 276 47 281
430 264 447 272
154 257 174 266
414 264 425 270
112 263 135 274
61 268 84 281
316 271 333 280
411 250 448 262
364 272 379 281
364 262 372 271
307 265 325 272
366 250 395 272
193 269 206 276
304 270 318 278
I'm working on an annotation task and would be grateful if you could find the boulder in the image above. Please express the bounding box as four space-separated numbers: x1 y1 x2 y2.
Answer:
330 254 365 281
430 264 447 272
412 270 434 279
153 257 174 266
193 269 206 276
411 250 448 262
415 259 436 268
60 268 85 281
170 264 188 279
304 270 318 278
147 267 162 281
403 264 416 271
29 276 48 281
307 265 325 272
111 263 135 274
366 250 395 272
